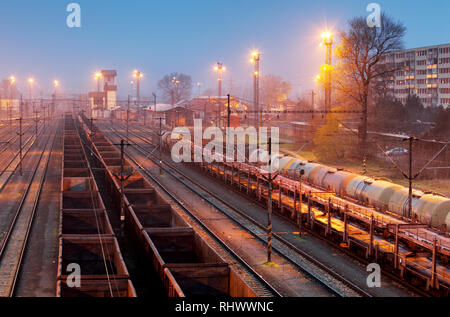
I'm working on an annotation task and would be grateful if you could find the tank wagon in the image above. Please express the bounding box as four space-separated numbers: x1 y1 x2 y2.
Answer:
162 134 450 232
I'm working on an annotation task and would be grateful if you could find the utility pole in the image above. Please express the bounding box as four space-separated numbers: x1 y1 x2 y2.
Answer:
41 99 45 126
407 136 414 219
171 77 179 129
267 137 273 263
8 100 12 135
17 117 23 176
33 108 39 135
90 117 94 135
298 170 305 236
20 95 23 118
113 139 132 222
120 139 125 221
171 90 175 128
227 94 231 129
52 93 56 118
127 95 130 144
321 32 333 112
133 70 143 107
157 117 164 175
152 92 157 126
258 136 280 263
311 90 316 110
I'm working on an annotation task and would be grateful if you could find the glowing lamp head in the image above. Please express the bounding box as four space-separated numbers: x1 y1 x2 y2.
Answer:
54 80 59 87
9 76 16 85
250 51 260 63
133 70 143 78
28 78 34 85
321 64 332 72
321 31 333 44
315 75 322 82
95 72 103 79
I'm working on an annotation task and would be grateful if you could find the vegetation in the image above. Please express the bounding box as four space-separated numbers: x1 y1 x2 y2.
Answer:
312 108 357 161
333 13 406 157
157 72 192 104
260 74 292 106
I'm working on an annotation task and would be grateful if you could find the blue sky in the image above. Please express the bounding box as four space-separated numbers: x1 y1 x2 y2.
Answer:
0 0 449 99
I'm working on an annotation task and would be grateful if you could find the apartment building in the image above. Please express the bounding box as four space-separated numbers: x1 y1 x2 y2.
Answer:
381 43 450 107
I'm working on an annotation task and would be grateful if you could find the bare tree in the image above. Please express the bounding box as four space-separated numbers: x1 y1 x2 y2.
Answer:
157 72 192 104
260 74 292 107
334 13 406 157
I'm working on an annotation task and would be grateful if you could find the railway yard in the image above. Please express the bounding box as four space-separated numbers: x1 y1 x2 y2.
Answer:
0 110 447 298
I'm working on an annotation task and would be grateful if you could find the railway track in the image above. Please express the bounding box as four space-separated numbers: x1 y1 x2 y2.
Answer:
0 124 41 184
83 122 282 297
0 124 35 155
119 122 436 297
0 121 59 297
101 122 371 297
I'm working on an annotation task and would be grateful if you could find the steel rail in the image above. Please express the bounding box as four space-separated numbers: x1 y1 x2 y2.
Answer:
105 123 369 297
0 122 58 297
87 122 282 298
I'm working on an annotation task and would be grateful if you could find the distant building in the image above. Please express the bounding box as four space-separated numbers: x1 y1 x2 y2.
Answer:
148 96 250 128
0 79 21 115
381 43 450 107
89 70 117 118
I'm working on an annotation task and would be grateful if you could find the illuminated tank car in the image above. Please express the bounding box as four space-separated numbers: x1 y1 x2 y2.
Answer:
168 142 450 232
363 180 404 210
344 176 403 209
283 161 323 184
389 189 450 230
321 170 357 196
281 157 308 178
277 156 298 171
388 188 422 217
308 165 338 189
413 194 450 230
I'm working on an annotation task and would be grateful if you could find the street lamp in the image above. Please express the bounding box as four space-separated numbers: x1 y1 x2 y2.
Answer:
9 76 16 99
320 31 333 112
133 70 144 106
214 62 226 98
171 77 180 127
27 78 35 115
52 80 59 116
214 62 226 128
28 77 34 98
196 82 203 96
250 51 261 130
53 80 59 93
94 72 103 92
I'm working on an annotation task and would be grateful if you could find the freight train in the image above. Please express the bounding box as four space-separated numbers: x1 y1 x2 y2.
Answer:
161 131 450 233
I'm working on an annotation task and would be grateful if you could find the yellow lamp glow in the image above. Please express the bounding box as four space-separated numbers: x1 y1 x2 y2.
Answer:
321 31 333 44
